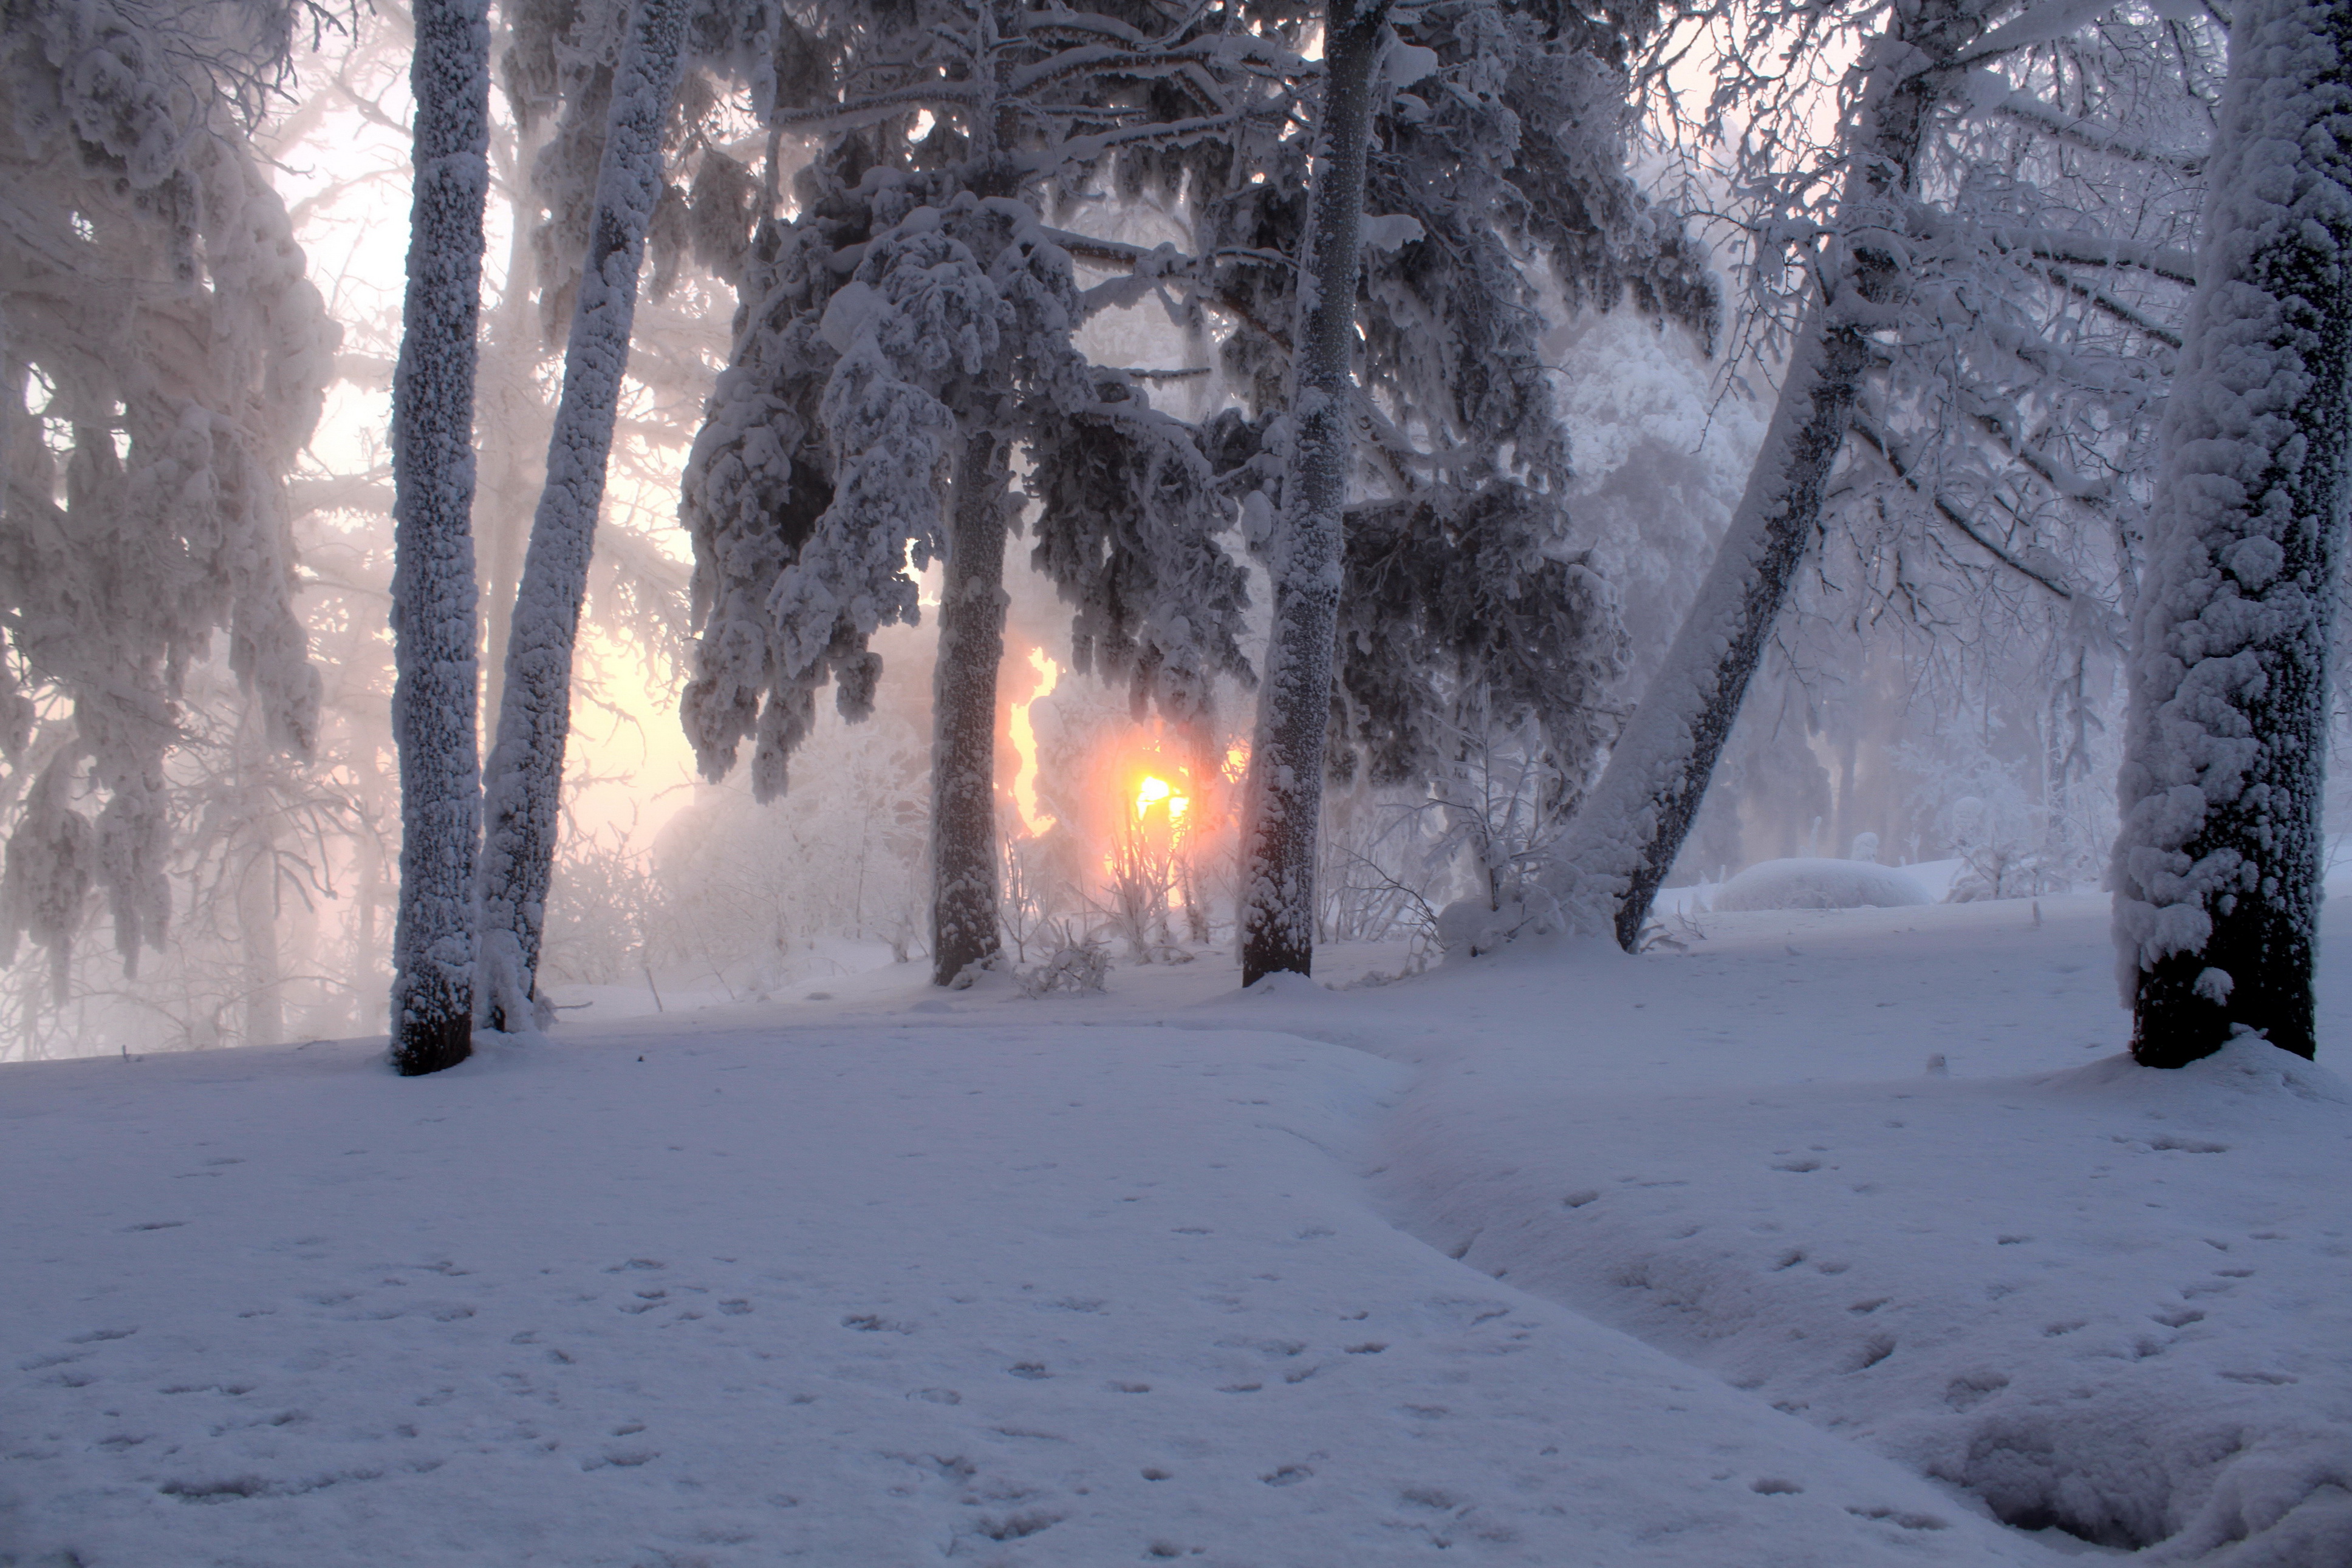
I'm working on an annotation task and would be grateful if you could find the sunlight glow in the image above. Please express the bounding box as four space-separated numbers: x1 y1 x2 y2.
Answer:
1010 647 1061 836
1135 774 1190 821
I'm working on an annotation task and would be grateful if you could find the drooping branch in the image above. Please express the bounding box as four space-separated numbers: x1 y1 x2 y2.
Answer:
1847 408 2079 601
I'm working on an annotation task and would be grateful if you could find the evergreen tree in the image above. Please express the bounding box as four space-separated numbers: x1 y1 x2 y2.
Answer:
678 0 1279 984
1236 0 1393 983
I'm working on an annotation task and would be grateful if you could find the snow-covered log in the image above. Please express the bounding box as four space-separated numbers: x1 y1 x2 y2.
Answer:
1237 0 1393 986
475 0 690 1034
388 0 494 1074
2112 0 2352 1066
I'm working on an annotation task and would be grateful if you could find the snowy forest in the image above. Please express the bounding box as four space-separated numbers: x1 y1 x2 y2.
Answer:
6 0 2352 1561
8 0 2328 1066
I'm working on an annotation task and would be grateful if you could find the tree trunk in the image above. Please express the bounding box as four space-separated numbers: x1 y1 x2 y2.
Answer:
476 0 689 1031
387 0 493 1077
1236 0 1392 986
1535 3 1974 953
929 428 1012 986
2113 0 2352 1066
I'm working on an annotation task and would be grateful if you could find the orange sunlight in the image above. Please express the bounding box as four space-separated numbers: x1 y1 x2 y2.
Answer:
1134 774 1191 821
1010 647 1061 836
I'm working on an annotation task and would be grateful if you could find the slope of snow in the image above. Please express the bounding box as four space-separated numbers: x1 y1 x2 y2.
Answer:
4 892 2346 1565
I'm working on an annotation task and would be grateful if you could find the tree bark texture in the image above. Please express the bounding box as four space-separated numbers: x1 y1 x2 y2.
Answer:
1237 0 1392 986
929 428 1012 986
1537 2 1975 953
388 0 493 1076
476 0 689 1031
2113 0 2352 1065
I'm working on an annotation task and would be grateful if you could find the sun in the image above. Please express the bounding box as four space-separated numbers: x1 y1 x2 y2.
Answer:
1134 774 1190 821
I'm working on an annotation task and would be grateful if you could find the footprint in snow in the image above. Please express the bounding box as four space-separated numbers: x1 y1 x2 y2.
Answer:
1943 1371 2009 1411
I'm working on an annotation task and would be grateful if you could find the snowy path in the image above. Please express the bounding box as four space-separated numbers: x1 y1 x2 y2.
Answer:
4 891 2346 1564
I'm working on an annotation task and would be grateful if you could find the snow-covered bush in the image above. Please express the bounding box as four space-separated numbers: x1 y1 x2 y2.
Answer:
1014 926 1111 998
1710 858 1931 913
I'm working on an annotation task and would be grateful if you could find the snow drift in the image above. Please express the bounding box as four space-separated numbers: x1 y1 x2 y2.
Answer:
1709 857 1934 912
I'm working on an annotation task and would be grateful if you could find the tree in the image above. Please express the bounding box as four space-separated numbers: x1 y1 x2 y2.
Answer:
676 0 1712 986
1235 0 1394 983
387 0 493 1075
2111 0 2352 1066
474 0 691 1032
1205 0 1711 977
678 0 1282 985
1531 0 2212 952
0 0 332 1003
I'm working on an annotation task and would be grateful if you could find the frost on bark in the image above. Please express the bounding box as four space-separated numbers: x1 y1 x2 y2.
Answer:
476 0 689 1033
930 429 1011 985
1237 0 1392 986
2113 0 2352 1066
389 0 493 1075
1534 0 1987 953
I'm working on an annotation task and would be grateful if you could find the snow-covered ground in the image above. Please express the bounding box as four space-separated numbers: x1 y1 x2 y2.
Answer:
4 892 2347 1566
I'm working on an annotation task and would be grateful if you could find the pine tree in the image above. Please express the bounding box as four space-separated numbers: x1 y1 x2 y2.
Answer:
1206 0 1712 973
678 0 1280 984
2112 0 2352 1065
1236 0 1393 983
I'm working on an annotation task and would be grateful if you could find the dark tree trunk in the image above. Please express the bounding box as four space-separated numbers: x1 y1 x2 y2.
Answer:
1597 311 1876 953
2114 0 2352 1065
1237 0 1392 986
929 428 1011 986
387 0 493 1077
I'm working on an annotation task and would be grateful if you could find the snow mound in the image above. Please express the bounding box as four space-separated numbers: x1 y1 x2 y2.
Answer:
1710 858 1933 912
2038 1035 2350 1105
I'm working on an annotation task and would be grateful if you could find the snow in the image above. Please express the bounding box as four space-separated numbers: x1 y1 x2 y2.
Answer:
1709 857 1935 912
5 895 2349 1564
